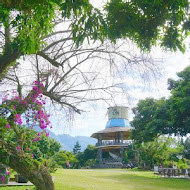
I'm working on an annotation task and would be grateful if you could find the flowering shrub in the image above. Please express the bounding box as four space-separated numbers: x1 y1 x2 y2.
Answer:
0 81 53 180
0 169 11 184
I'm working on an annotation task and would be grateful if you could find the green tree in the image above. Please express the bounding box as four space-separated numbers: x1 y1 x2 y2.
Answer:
105 0 190 52
168 66 190 136
0 0 105 76
181 137 190 159
131 98 171 142
73 141 81 155
137 137 184 168
131 66 190 142
1 0 190 77
54 150 78 168
77 145 97 167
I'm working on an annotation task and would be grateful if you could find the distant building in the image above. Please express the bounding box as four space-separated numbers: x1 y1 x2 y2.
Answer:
91 106 132 168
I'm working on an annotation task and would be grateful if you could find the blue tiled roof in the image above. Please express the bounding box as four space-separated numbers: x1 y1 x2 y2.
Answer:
105 118 131 129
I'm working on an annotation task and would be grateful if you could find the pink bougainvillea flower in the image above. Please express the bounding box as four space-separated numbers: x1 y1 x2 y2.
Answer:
16 146 21 150
6 171 11 176
0 176 5 181
12 105 16 110
33 137 40 142
31 154 34 158
45 132 49 137
15 96 21 101
24 100 28 106
5 124 10 129
14 114 22 125
32 86 42 94
27 148 30 151
2 94 8 102
33 81 44 87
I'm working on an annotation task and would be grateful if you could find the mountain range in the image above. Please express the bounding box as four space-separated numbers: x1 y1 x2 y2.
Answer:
48 130 97 151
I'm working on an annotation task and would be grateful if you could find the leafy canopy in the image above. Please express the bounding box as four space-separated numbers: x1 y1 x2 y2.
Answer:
131 98 171 142
1 0 190 56
105 0 190 52
132 66 190 143
168 66 190 136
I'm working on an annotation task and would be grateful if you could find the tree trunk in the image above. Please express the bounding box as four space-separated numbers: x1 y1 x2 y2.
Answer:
0 49 20 77
1 148 54 190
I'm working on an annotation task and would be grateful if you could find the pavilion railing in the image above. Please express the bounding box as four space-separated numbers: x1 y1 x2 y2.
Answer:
96 140 132 147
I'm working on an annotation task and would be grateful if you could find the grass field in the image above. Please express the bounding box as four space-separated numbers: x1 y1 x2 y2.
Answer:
1 169 190 190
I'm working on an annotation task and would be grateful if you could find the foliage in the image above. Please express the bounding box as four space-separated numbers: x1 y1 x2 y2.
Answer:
54 150 78 168
54 145 97 169
176 159 188 169
0 81 51 158
76 145 97 167
72 141 81 155
0 167 10 183
131 98 171 142
168 66 190 136
105 0 189 52
134 137 184 168
35 134 61 159
1 0 190 76
0 0 55 54
0 0 105 54
132 66 190 142
18 128 61 172
180 137 190 159
0 81 56 189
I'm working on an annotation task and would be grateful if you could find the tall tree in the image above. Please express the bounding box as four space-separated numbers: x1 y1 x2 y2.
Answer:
131 98 171 143
168 66 190 136
1 0 190 77
73 141 81 155
132 66 190 143
181 137 190 159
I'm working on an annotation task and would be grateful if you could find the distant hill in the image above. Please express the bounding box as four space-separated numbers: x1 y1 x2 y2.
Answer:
56 134 97 151
31 126 96 151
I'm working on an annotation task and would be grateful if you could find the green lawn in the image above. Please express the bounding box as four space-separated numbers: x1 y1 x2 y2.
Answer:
1 169 190 190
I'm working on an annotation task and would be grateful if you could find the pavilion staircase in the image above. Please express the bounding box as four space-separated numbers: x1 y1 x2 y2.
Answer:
109 152 122 162
98 151 122 168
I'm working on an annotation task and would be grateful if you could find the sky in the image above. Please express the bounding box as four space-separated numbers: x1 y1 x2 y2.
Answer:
1 0 190 138
47 1 190 137
50 45 190 137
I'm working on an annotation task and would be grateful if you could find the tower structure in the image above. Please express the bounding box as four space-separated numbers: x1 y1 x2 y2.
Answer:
91 106 132 168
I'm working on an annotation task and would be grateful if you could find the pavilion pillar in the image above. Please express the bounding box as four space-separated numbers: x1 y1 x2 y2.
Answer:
98 147 102 164
98 134 102 146
121 132 125 160
121 146 125 160
98 134 102 165
121 132 124 144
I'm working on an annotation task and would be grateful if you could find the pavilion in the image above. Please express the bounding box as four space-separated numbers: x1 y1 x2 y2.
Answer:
91 106 133 168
